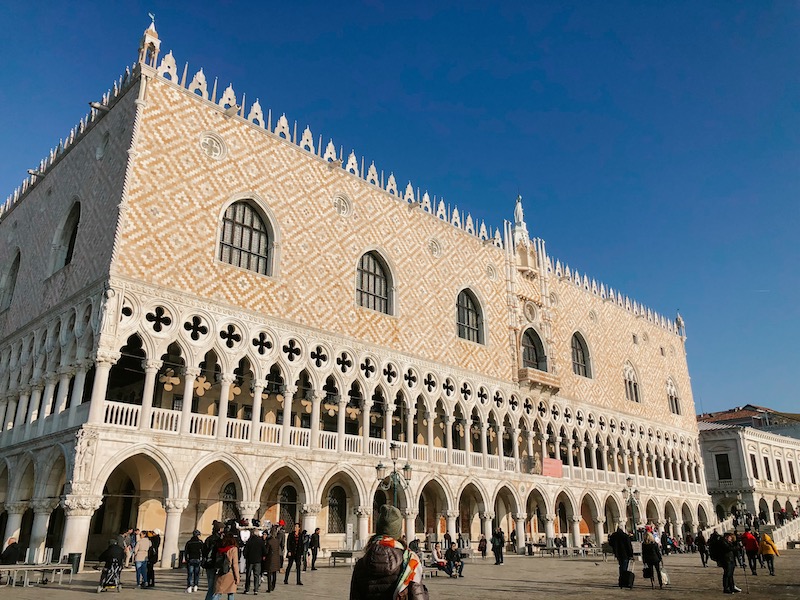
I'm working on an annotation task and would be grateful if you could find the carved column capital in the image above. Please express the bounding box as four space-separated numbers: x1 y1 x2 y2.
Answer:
443 510 459 519
570 516 582 524
31 498 60 514
301 503 322 516
354 506 371 518
593 516 606 524
220 374 236 385
142 359 163 372
61 495 103 516
512 512 528 521
479 511 495 521
183 367 201 378
5 501 29 515
237 501 261 517
543 513 556 523
94 350 121 366
164 498 190 512
402 509 418 519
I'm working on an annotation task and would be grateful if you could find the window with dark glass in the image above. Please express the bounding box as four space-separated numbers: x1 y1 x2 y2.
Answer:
715 453 732 480
571 333 591 377
457 290 483 343
750 453 759 479
218 201 271 275
0 251 20 311
667 380 681 415
624 363 640 403
521 329 547 371
763 456 772 481
327 485 347 533
356 252 390 314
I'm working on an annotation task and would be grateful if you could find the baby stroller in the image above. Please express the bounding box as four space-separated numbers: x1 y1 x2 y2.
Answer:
97 558 123 593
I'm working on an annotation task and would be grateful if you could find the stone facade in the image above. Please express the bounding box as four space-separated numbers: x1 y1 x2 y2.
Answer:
0 24 712 569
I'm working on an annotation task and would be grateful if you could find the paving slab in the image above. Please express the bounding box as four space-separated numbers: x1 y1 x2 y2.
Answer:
3 551 799 599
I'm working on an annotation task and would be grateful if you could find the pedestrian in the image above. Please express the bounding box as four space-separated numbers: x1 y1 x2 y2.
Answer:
243 527 265 594
608 526 634 588
129 528 139 567
276 521 286 572
641 532 664 589
758 532 779 576
133 530 152 589
490 530 502 564
213 532 240 600
718 532 742 594
283 523 303 585
445 542 464 578
310 527 320 570
204 521 223 600
497 528 505 563
264 530 281 592
740 528 759 576
443 531 452 548
301 529 310 571
147 529 161 587
185 529 204 593
478 534 487 559
696 531 709 567
349 504 428 599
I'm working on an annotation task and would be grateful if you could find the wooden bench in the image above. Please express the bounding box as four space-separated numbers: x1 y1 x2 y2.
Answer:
421 566 440 579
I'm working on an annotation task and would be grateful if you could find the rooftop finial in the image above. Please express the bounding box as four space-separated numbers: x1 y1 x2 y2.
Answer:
139 15 161 67
148 12 156 29
512 194 529 246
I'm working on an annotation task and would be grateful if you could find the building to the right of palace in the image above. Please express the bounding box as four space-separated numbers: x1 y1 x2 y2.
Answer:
0 22 713 568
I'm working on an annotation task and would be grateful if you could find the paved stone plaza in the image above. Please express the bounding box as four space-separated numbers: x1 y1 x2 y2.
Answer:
4 551 799 600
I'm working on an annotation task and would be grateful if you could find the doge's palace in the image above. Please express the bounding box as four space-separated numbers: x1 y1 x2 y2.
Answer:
0 23 713 568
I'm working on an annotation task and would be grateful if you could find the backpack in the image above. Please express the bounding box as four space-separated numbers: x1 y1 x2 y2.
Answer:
214 551 231 576
708 536 723 562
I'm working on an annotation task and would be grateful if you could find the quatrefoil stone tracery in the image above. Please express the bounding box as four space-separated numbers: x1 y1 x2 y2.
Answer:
145 306 172 333
219 324 241 348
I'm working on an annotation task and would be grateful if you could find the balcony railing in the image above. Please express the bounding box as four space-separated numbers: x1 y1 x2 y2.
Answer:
103 401 140 429
151 408 180 433
318 430 337 451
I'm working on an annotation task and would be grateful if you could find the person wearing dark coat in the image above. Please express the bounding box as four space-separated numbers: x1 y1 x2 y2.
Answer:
0 538 21 565
243 531 266 594
184 530 204 593
641 533 664 588
283 523 303 585
264 533 282 592
203 523 223 600
309 528 321 570
146 530 161 587
609 527 634 588
720 532 742 594
696 532 708 567
349 504 428 600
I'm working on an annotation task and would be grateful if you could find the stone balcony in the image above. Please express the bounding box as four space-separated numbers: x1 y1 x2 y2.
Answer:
517 367 560 394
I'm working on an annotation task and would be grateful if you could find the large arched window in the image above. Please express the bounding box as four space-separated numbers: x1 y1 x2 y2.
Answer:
0 250 20 311
457 289 483 344
571 333 591 378
218 200 272 275
327 485 347 534
221 482 240 522
624 362 641 403
667 379 681 415
356 252 391 314
521 328 547 371
280 485 298 529
50 203 81 273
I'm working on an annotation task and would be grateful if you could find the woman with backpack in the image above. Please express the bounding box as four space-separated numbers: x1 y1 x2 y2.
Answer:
214 532 240 600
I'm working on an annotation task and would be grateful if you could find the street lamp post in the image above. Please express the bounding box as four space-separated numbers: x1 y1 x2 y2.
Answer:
622 476 640 538
376 442 412 507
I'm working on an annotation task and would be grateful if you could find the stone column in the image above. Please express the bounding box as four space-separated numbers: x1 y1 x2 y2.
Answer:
599 444 608 471
566 438 575 478
66 360 92 428
622 449 630 477
60 495 103 572
160 498 189 568
403 509 417 541
238 501 261 523
405 406 413 460
25 382 44 439
593 516 606 545
308 391 322 450
216 374 234 440
87 353 119 424
53 368 74 420
0 397 7 436
362 399 373 456
2 397 18 441
444 510 458 540
383 403 394 458
512 428 520 472
480 511 495 542
3 502 29 546
526 431 534 472
301 504 321 536
29 499 60 563
355 506 371 550
514 512 527 553
480 422 489 467
497 425 505 472
37 375 58 436
570 516 582 548
589 443 598 471
14 386 34 442
250 380 266 444
444 415 453 464
465 419 473 456
138 359 163 431
578 441 587 473
336 396 347 452
543 514 556 545
178 367 200 435
280 387 296 447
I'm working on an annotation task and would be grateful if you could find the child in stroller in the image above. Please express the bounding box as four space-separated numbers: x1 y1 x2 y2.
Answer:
97 539 125 592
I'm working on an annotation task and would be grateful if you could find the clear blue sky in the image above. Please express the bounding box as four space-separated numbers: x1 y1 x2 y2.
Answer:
1 1 798 415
